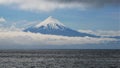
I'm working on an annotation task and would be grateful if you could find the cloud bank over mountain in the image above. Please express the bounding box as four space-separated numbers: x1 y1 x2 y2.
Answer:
0 0 119 12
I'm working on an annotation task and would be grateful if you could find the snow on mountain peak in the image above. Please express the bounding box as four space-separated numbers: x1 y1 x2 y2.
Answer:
35 16 65 29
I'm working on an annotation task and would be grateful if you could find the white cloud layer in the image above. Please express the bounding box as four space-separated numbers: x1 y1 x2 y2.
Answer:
0 31 118 46
0 0 119 12
79 30 120 37
0 17 6 23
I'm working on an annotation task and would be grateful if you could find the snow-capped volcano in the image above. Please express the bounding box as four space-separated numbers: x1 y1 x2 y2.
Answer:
24 16 98 37
35 16 65 29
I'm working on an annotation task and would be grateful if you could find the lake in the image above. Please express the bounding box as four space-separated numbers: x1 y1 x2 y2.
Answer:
0 49 120 68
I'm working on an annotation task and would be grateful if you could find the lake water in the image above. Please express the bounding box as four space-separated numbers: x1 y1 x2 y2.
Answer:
0 49 120 68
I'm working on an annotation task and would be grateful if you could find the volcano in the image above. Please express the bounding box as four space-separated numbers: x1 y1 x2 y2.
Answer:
24 16 98 37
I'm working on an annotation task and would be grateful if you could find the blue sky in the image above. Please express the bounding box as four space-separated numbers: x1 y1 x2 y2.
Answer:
0 0 119 31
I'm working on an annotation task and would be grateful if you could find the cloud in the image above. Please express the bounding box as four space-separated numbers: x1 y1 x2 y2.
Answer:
0 31 118 47
0 23 23 32
78 30 120 36
9 20 40 28
0 17 6 23
0 0 119 12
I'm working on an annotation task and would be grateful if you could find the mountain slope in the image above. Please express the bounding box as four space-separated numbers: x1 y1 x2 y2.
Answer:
24 16 98 37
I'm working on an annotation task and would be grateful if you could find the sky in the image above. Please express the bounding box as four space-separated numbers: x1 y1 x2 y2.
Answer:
0 0 119 31
0 0 120 49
